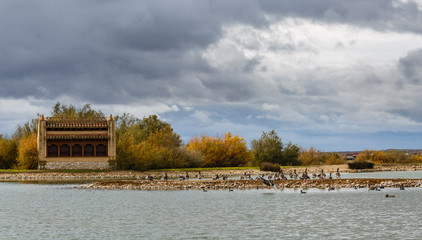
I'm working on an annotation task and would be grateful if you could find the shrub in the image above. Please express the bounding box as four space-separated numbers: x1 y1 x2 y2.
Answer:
348 161 374 169
260 162 280 172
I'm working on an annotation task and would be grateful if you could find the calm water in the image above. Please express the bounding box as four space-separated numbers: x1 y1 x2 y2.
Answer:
342 170 422 179
1 182 421 239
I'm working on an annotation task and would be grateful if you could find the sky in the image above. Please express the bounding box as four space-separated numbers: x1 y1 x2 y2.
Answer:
1 0 422 151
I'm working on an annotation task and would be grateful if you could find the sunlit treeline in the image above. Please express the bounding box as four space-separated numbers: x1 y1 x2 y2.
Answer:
355 149 422 164
0 103 420 170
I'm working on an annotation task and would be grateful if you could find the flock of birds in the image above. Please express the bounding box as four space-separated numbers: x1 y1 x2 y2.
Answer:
143 168 342 182
244 168 342 181
142 168 403 196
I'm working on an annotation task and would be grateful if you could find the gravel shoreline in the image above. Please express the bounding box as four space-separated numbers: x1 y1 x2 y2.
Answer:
1 164 421 190
78 178 422 191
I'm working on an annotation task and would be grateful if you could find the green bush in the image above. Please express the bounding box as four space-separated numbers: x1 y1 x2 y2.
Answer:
260 162 280 172
348 161 374 169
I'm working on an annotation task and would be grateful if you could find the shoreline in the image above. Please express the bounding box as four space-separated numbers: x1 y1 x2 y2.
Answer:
1 164 421 182
78 178 422 191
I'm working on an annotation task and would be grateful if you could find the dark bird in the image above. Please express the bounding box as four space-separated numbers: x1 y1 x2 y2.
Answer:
385 194 395 198
258 176 275 187
300 190 306 194
257 176 278 190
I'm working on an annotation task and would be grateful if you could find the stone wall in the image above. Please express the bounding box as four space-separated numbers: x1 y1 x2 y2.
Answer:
42 161 111 170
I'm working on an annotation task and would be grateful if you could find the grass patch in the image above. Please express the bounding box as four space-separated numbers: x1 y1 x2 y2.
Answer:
0 169 44 173
0 169 116 173
44 169 116 173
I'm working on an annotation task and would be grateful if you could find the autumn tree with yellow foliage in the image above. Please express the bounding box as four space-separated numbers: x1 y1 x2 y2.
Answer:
187 132 251 167
16 133 38 169
0 136 18 169
115 114 203 170
298 147 345 165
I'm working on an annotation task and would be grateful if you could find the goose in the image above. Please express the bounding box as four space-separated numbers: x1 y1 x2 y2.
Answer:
336 168 341 179
257 176 275 188
179 176 186 181
400 184 405 190
320 169 326 179
385 194 395 198
185 172 189 180
162 173 168 181
300 190 306 194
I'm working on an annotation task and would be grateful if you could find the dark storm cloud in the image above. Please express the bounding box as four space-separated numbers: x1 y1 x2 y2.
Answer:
1 0 422 105
0 0 269 103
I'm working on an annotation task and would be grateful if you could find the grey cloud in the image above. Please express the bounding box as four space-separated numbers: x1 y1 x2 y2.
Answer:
259 0 422 34
1 0 422 106
398 49 422 85
0 0 267 103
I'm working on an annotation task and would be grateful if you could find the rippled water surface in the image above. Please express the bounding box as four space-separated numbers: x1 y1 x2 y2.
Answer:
1 182 422 239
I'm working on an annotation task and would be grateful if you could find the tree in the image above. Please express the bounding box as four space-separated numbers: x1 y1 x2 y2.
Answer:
16 133 38 169
282 142 301 165
187 132 250 167
0 136 18 169
114 114 199 170
355 150 373 162
251 130 283 165
298 147 345 165
51 102 104 118
12 118 38 140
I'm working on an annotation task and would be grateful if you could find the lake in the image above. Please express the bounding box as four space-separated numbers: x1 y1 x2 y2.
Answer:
1 180 421 239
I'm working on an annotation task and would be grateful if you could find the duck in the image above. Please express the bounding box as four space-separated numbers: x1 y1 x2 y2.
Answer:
300 190 306 194
385 194 395 198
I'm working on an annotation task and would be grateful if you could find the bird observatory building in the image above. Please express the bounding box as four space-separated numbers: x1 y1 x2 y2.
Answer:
37 115 116 170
